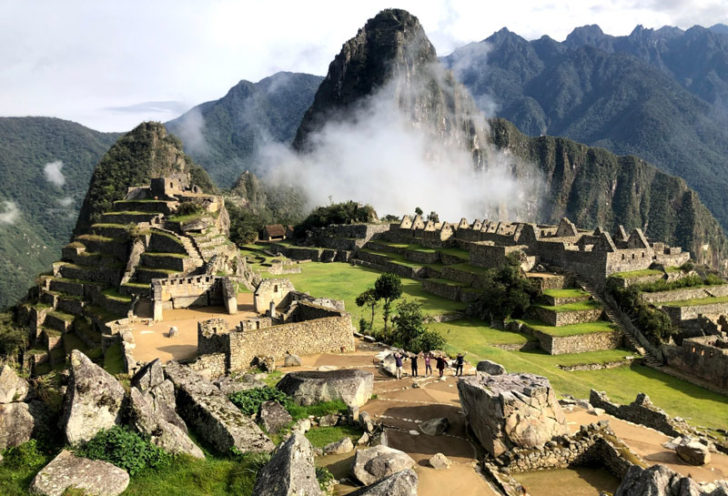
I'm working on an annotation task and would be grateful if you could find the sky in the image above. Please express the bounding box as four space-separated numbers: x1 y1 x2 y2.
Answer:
1 0 726 132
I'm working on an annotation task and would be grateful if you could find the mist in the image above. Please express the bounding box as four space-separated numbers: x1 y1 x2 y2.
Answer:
256 69 543 223
43 160 65 187
0 201 20 225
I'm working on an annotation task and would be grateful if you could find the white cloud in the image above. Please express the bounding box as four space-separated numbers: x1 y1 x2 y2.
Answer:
57 196 74 207
0 201 20 225
43 160 65 187
0 1 724 131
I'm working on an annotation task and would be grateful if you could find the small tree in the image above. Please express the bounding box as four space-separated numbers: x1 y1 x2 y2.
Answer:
355 288 378 330
470 252 538 323
414 207 423 216
374 273 402 333
427 211 439 223
392 300 445 353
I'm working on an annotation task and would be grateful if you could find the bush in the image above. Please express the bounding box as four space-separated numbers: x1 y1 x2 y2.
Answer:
1 439 46 470
294 201 377 237
316 466 335 491
637 273 723 293
229 387 289 416
607 278 676 344
75 426 172 476
469 253 539 322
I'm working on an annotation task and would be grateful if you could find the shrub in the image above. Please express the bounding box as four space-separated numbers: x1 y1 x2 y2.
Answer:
316 466 335 491
607 278 676 344
75 426 172 476
229 387 289 416
1 439 46 470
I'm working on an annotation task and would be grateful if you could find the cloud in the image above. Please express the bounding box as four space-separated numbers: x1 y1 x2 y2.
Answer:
43 160 65 187
257 66 543 222
106 100 191 115
57 196 74 207
0 201 20 225
168 106 208 156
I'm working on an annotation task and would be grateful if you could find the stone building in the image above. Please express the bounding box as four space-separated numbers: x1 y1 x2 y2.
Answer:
663 335 728 394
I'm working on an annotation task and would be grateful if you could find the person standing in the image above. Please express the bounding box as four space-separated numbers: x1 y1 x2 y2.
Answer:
436 355 445 377
455 353 464 376
424 353 432 376
394 352 403 380
410 353 419 377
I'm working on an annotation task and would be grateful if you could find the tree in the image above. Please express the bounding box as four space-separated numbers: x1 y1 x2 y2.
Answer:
427 211 439 223
355 289 378 330
414 207 423 216
374 273 402 333
392 300 445 353
470 252 539 323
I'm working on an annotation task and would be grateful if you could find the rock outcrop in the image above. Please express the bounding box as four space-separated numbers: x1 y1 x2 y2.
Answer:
164 361 274 454
615 464 727 496
352 445 416 486
0 401 35 450
476 360 506 375
0 365 30 403
60 350 125 445
258 400 293 434
277 369 374 408
457 372 568 456
30 450 130 496
348 468 418 496
252 432 322 496
676 438 712 466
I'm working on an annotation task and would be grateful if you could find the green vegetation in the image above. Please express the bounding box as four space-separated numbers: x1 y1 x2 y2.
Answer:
75 426 172 476
0 440 54 496
607 278 676 344
229 386 347 422
294 201 378 238
534 300 602 313
0 312 28 356
428 318 529 346
102 288 132 303
373 273 402 332
305 425 363 448
469 253 539 322
608 269 663 280
542 288 590 299
637 273 724 293
103 343 125 375
520 319 619 337
389 300 445 352
662 295 728 307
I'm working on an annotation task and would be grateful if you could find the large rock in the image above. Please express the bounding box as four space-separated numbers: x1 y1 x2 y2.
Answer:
615 464 724 496
379 353 397 377
324 436 354 455
214 374 265 395
476 360 506 375
164 361 274 454
277 369 374 408
428 453 451 470
0 401 34 450
131 359 165 392
284 354 303 367
0 365 30 403
348 468 418 496
676 438 712 466
129 388 204 459
29 449 129 496
258 400 293 434
252 432 322 496
457 372 568 457
60 350 125 445
352 445 416 486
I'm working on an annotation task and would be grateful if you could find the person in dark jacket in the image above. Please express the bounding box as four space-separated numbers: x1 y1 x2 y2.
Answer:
436 355 446 377
455 353 464 376
410 353 419 377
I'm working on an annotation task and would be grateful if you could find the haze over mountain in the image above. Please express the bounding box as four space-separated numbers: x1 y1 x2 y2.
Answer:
445 24 728 231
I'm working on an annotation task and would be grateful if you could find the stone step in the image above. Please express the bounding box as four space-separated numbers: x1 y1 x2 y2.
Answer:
102 211 160 225
112 199 174 214
43 311 74 333
90 223 130 239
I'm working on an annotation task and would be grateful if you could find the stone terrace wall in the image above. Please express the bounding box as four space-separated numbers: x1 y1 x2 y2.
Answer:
661 301 728 325
641 284 728 305
589 390 690 437
663 337 728 393
521 324 622 355
531 307 604 327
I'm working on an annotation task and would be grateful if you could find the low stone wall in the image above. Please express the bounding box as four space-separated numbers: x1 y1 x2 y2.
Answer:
187 353 227 381
149 231 187 255
662 337 728 394
523 327 622 355
422 279 461 302
661 301 728 325
402 250 440 265
641 284 728 305
531 307 603 327
439 266 478 286
589 390 690 437
542 294 589 306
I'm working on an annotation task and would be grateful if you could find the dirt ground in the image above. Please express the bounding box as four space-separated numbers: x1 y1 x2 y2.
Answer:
129 293 257 363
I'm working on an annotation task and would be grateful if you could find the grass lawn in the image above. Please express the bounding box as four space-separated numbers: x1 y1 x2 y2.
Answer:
520 319 619 337
428 318 529 346
662 295 728 307
534 300 602 312
305 425 363 448
438 247 470 260
542 288 590 299
610 269 662 279
272 262 464 323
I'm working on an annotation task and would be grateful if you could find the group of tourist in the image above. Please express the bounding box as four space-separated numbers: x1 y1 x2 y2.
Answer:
392 351 465 379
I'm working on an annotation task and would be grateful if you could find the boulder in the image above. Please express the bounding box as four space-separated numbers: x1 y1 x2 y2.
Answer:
0 401 34 450
419 417 449 436
214 374 265 395
324 436 354 455
352 445 416 486
277 369 374 408
129 388 204 459
255 355 276 372
676 438 711 466
476 360 506 375
292 418 312 434
0 365 30 403
258 400 293 434
284 354 303 367
164 361 274 454
348 468 418 496
457 372 567 457
318 413 339 427
29 450 129 496
360 411 375 433
60 350 125 445
131 359 164 392
252 432 322 496
615 464 717 496
357 432 370 445
379 353 397 376
428 452 451 470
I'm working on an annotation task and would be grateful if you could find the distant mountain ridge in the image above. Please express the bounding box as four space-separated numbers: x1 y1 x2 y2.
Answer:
444 25 728 232
0 117 119 309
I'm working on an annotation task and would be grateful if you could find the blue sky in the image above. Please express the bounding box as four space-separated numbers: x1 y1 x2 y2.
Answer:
1 0 726 131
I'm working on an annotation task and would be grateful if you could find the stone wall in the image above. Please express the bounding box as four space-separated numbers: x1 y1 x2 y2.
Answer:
468 244 526 269
152 275 224 321
253 279 295 314
589 390 690 437
520 324 622 355
531 307 604 327
641 284 728 304
661 301 728 325
663 336 728 393
422 279 461 302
